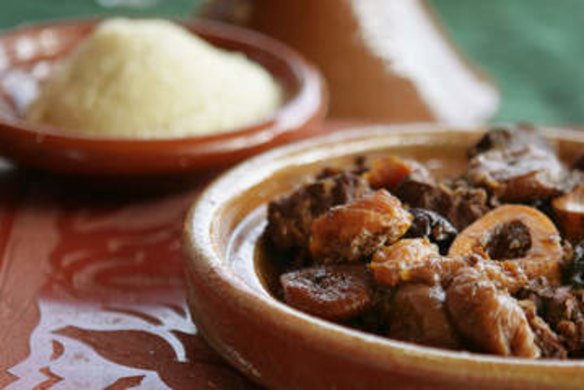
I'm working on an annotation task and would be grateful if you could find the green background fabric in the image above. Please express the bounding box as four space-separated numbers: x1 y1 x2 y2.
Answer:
0 1 196 28
1 1 581 124
429 0 584 124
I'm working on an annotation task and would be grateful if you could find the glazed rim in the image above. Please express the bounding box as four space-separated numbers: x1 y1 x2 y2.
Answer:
185 125 584 386
0 18 324 150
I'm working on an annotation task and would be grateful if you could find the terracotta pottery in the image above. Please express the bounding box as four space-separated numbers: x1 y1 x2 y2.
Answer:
199 0 499 123
184 125 584 390
0 19 326 175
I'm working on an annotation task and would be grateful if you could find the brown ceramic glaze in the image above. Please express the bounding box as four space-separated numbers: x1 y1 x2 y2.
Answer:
184 126 584 390
200 0 499 123
0 19 326 175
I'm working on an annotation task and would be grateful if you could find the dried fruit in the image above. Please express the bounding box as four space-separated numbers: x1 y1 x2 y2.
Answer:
553 183 584 242
405 208 458 254
366 156 423 191
370 238 441 287
449 205 563 285
309 190 412 263
280 265 373 321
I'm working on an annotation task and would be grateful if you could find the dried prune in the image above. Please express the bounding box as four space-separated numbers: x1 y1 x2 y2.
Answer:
281 265 373 321
405 208 458 254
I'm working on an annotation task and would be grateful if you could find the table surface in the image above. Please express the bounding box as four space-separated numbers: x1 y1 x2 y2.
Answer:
0 165 257 389
0 117 357 389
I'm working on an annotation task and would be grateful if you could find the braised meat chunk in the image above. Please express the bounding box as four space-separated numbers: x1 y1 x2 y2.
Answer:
372 247 527 294
467 124 553 158
544 288 584 356
396 178 491 230
519 281 584 357
446 267 540 358
266 171 370 254
446 180 493 229
467 125 566 203
389 283 460 350
518 299 567 359
467 146 566 203
370 238 444 287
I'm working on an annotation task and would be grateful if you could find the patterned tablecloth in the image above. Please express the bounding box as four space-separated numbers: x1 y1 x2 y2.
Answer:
0 163 256 388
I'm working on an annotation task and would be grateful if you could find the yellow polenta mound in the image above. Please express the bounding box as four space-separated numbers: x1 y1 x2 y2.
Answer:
26 19 283 138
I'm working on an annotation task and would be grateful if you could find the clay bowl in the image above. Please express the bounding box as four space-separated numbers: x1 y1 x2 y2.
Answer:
184 125 584 389
0 19 326 176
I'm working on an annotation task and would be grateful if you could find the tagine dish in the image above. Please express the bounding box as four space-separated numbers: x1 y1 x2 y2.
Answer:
184 125 584 388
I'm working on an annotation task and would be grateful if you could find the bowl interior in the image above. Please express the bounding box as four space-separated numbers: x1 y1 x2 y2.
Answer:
186 125 584 388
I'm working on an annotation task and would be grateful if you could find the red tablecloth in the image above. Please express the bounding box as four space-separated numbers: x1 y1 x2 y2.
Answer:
0 123 358 389
0 170 258 388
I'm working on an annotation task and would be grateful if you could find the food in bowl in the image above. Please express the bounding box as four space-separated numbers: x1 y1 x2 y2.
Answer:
262 124 584 359
25 18 283 139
